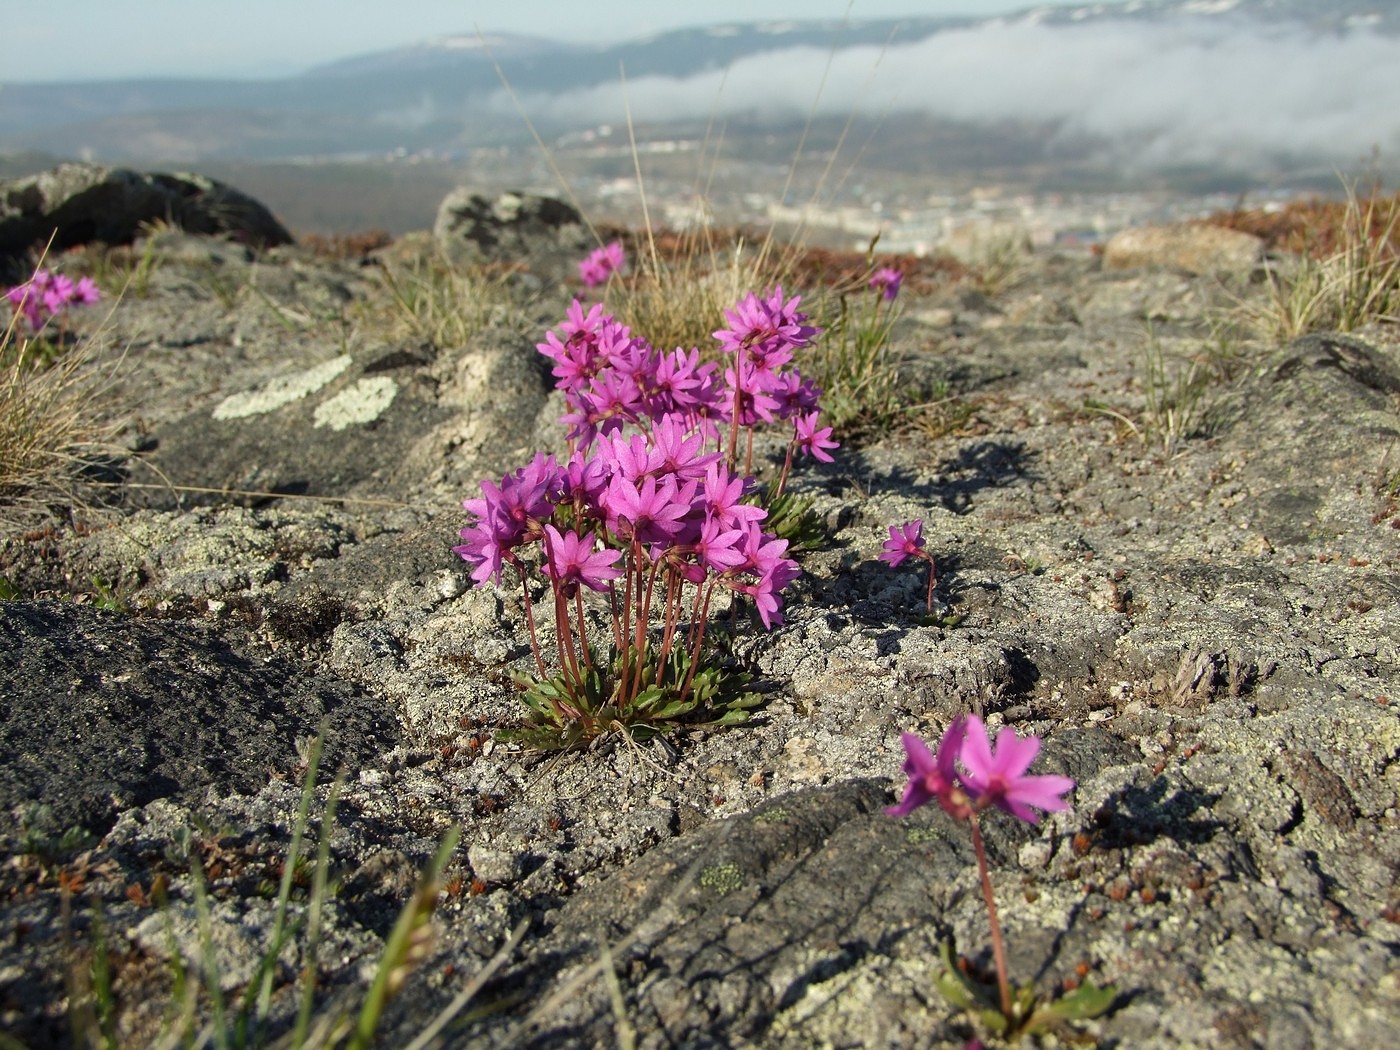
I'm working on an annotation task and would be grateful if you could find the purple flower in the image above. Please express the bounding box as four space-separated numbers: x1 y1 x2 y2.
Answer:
770 369 823 420
958 716 1075 824
879 520 925 567
869 266 903 301
649 414 720 480
542 525 623 597
713 286 820 362
683 517 748 579
603 473 694 549
453 522 510 586
647 347 717 418
6 268 101 331
700 463 766 531
579 241 626 287
793 411 839 463
885 717 970 818
70 276 102 306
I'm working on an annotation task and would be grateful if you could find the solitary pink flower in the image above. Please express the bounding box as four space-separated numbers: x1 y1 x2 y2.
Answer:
880 520 926 567
958 716 1075 824
579 241 626 287
869 266 903 301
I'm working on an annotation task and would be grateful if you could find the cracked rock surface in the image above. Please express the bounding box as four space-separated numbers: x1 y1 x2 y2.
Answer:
1 226 1398 1049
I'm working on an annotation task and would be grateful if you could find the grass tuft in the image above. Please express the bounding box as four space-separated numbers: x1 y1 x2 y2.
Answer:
0 308 124 531
361 247 529 348
1211 183 1400 339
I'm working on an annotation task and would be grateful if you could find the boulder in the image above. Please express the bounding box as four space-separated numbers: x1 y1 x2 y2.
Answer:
0 163 293 262
433 188 591 280
1101 223 1262 274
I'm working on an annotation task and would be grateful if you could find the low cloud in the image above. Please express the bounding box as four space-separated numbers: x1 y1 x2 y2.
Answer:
493 16 1400 171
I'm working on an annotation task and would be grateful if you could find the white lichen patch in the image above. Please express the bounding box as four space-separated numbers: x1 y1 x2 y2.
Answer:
212 355 352 420
313 377 398 431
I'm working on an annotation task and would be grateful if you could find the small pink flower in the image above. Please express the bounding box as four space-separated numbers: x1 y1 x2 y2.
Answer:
958 716 1075 824
869 266 903 301
879 520 925 567
579 241 626 287
793 411 839 463
885 717 971 818
542 525 622 596
70 276 102 306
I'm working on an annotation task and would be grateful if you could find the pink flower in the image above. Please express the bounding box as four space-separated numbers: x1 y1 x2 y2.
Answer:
879 520 925 567
793 411 839 463
579 241 626 287
700 463 765 531
885 716 1074 825
885 717 970 818
869 266 903 301
603 473 694 549
958 716 1075 824
70 276 102 306
713 286 820 362
5 268 102 331
542 525 623 596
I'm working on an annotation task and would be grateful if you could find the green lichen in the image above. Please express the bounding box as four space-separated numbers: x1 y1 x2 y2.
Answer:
699 863 744 895
906 826 946 846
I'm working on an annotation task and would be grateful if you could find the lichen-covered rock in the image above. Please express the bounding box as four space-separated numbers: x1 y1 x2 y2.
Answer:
1 226 1398 1049
433 188 591 280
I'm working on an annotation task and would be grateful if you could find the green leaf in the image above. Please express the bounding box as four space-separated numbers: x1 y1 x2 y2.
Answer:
710 709 751 727
1043 981 1117 1021
650 700 699 720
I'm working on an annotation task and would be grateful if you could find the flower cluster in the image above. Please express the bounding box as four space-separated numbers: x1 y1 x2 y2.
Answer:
887 715 1074 823
457 288 836 743
578 241 626 287
6 269 101 331
537 289 835 478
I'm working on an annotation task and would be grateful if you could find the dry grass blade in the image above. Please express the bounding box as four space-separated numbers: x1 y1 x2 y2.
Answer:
1217 182 1400 340
401 916 530 1050
0 318 125 531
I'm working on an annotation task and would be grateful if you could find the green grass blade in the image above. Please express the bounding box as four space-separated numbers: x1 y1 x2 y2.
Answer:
346 827 461 1050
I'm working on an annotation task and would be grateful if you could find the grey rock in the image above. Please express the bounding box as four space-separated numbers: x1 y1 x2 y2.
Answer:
0 601 398 843
433 188 591 282
1102 223 1263 274
0 163 292 264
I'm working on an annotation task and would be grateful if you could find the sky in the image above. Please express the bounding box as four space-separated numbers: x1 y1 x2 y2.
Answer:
0 0 1134 83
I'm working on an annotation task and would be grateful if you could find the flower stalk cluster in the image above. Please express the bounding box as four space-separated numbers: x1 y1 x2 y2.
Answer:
6 269 101 332
456 287 837 745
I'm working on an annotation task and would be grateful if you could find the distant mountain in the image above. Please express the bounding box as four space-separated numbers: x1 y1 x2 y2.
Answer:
1 0 1396 182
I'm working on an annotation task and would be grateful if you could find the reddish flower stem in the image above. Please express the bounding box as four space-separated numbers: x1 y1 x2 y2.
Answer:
514 563 547 680
968 812 1013 1021
573 590 593 671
